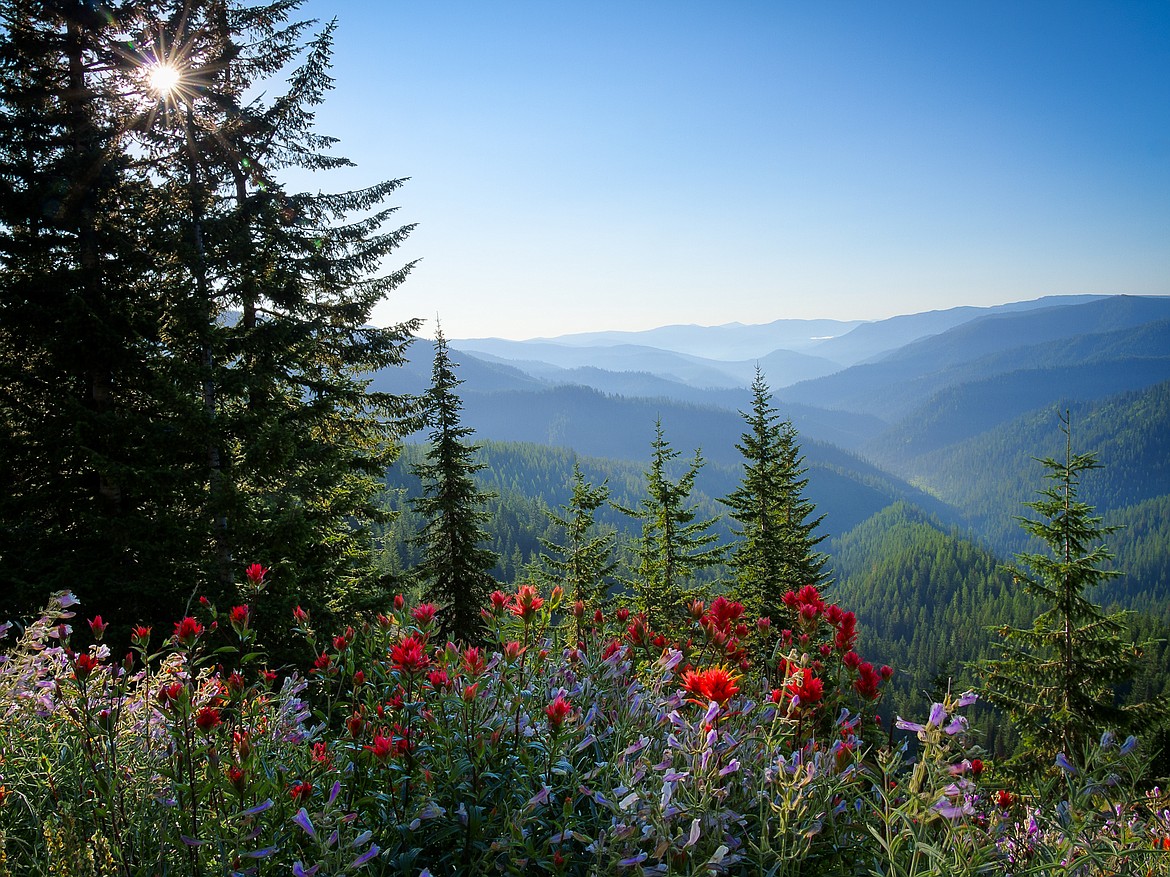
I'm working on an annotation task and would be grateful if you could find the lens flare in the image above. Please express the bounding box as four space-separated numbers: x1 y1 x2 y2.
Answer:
147 63 181 96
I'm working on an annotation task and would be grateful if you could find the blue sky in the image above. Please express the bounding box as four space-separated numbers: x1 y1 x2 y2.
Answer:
294 1 1169 340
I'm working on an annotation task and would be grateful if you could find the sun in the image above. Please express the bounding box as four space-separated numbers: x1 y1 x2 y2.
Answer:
146 63 182 97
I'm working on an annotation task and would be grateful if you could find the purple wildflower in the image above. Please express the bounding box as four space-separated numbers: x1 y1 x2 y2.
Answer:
294 807 316 837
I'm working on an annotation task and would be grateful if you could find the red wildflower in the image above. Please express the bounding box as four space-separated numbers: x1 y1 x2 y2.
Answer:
573 600 586 620
394 594 405 610
971 758 984 778
757 616 772 632
365 732 395 760
462 682 480 702
785 668 824 708
312 741 331 766
227 766 246 792
353 670 365 687
289 782 312 803
347 711 365 739
511 584 544 622
687 599 705 620
88 616 108 641
626 615 650 647
615 607 630 623
427 668 451 689
233 729 252 759
390 634 430 674
73 652 100 680
229 605 250 629
157 681 183 707
489 590 511 614
708 596 745 628
244 563 268 585
795 585 825 612
411 603 438 627
994 789 1014 809
462 645 486 677
834 611 858 651
173 616 204 647
842 651 862 670
682 666 741 706
292 605 309 624
131 625 151 647
195 707 222 732
503 640 524 662
311 652 332 674
880 664 894 680
545 694 572 731
853 662 881 700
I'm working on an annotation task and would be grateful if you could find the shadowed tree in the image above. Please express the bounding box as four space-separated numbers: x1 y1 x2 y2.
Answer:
0 1 419 654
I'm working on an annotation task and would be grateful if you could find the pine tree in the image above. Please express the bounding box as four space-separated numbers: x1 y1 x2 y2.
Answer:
539 461 617 630
0 0 205 624
0 2 420 651
980 416 1156 772
411 329 499 642
619 420 723 629
720 369 828 620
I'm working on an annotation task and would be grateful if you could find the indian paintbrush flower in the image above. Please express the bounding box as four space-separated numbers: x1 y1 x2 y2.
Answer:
173 616 204 647
682 666 741 706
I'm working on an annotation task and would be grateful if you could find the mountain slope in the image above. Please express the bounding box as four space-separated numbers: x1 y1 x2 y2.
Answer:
779 296 1170 421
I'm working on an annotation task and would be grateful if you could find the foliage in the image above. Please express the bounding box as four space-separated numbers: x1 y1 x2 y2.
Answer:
538 461 618 629
410 330 499 641
4 586 1170 876
618 420 725 629
722 369 829 621
979 417 1159 775
0 0 419 656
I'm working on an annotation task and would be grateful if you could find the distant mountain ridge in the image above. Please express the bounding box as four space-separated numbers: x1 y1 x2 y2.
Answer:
375 292 1170 560
450 293 1111 380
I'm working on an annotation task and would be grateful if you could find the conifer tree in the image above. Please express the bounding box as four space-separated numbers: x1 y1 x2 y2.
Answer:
980 416 1157 771
0 1 420 649
539 461 617 630
619 420 722 629
411 329 499 642
721 369 828 620
0 0 204 624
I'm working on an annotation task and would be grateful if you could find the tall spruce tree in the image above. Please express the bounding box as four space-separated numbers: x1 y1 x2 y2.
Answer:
0 1 420 650
619 420 723 629
721 369 827 620
979 416 1156 771
411 328 499 642
0 0 205 624
539 461 617 631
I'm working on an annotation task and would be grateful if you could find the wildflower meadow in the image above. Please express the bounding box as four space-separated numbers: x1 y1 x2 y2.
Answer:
1 579 1168 876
